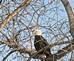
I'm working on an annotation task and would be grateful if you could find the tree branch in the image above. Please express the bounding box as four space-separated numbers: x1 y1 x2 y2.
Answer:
0 38 74 61
61 0 74 38
0 0 32 31
2 50 17 61
56 43 74 59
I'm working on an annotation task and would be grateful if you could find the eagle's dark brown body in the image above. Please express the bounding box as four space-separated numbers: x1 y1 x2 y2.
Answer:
34 35 51 57
33 29 57 61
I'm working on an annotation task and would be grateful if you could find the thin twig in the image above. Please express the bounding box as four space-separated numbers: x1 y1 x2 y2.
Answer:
2 50 18 61
0 0 32 31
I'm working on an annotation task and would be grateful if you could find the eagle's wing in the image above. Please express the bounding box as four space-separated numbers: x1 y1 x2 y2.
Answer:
40 36 49 46
40 36 51 55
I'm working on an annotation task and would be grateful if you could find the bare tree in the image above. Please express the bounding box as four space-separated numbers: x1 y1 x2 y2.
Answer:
0 0 74 61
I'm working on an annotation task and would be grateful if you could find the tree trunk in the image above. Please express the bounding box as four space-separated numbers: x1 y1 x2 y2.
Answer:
61 0 74 37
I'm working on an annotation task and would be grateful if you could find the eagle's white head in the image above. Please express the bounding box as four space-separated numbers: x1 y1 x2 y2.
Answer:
33 28 42 35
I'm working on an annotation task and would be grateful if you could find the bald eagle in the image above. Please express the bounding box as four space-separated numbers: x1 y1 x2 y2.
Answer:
33 29 51 57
